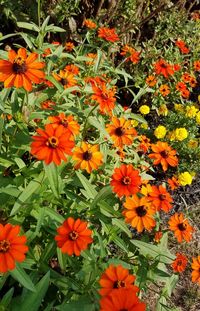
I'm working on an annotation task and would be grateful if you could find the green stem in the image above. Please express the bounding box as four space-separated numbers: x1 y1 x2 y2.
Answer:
38 0 41 28
82 105 98 139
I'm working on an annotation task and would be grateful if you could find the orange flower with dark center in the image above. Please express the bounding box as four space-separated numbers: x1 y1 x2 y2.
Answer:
40 100 56 110
168 213 194 243
98 27 119 42
120 45 140 64
189 77 197 88
65 64 79 75
99 265 138 297
149 185 173 213
175 40 189 54
110 164 141 197
194 60 200 71
138 135 151 153
191 256 200 284
91 82 116 114
149 141 178 171
100 288 146 311
65 42 74 51
123 195 156 232
0 223 28 273
171 253 187 273
167 176 180 190
83 19 97 29
154 59 174 78
176 82 187 92
72 142 103 173
55 217 93 256
48 113 80 137
53 70 77 89
146 75 157 87
31 124 74 165
106 117 137 148
180 89 190 98
86 53 97 65
181 72 192 83
159 84 170 96
0 48 45 91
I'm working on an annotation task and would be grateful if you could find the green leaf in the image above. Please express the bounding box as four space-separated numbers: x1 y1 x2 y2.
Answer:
99 201 119 218
94 49 103 72
45 75 63 92
10 264 36 292
20 32 34 49
90 186 112 209
0 287 14 308
43 162 60 198
112 218 132 238
162 274 179 297
44 207 65 224
0 187 20 197
17 22 39 32
76 171 97 199
57 248 67 271
112 236 129 253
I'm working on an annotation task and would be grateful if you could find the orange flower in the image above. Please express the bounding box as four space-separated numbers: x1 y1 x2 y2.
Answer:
72 142 103 174
65 42 74 52
138 135 151 153
31 124 74 165
175 40 189 54
194 60 200 71
159 84 170 96
65 64 79 75
149 141 178 171
40 100 56 110
154 231 163 243
83 19 97 29
168 213 194 243
191 256 200 284
167 176 180 190
55 217 93 256
111 164 141 197
181 72 192 83
149 185 173 213
91 82 116 114
154 59 174 78
120 45 140 64
146 75 157 87
98 27 119 42
100 288 146 311
106 117 137 148
42 48 51 57
0 48 45 91
171 253 187 273
180 89 190 98
0 223 28 273
48 113 80 137
189 76 197 88
176 82 187 92
123 195 156 233
86 53 97 65
53 70 77 89
99 265 138 297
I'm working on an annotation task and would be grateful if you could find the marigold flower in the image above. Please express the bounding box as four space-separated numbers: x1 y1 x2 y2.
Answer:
91 82 116 114
146 75 157 87
120 45 140 64
158 104 168 116
53 70 77 89
0 223 28 273
123 195 156 232
83 19 97 29
178 172 193 186
55 217 93 256
167 176 180 190
149 141 178 171
159 84 170 96
0 48 45 91
31 124 74 165
175 128 188 141
106 117 137 148
99 265 138 297
110 164 141 197
188 139 198 149
154 59 174 78
98 27 119 42
171 253 187 273
65 42 74 52
175 40 189 54
154 125 167 139
72 142 103 174
149 185 173 213
139 105 150 115
196 111 200 124
185 105 198 118
194 60 200 71
191 256 200 284
100 288 146 311
168 213 194 243
48 113 80 137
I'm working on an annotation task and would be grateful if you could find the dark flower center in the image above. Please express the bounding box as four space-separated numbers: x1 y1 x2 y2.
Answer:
61 118 68 127
61 78 68 85
160 150 169 158
13 57 27 74
47 136 59 148
136 205 147 217
120 309 128 311
159 194 166 201
113 280 126 289
177 260 183 266
178 223 187 231
115 127 125 137
161 63 167 69
122 176 131 185
82 151 92 161
69 231 78 241
0 240 10 253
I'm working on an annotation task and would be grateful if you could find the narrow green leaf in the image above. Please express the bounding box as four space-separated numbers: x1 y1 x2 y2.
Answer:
112 236 129 253
90 186 112 209
17 22 39 32
43 162 60 198
0 287 14 308
10 264 36 292
76 171 97 199
112 218 132 238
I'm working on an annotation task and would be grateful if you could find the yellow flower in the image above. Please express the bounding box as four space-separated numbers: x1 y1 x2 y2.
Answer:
140 123 148 129
167 130 176 141
174 104 184 113
154 125 167 139
131 120 139 127
188 140 198 148
158 104 168 116
175 128 188 141
139 105 150 115
186 105 198 118
178 172 193 186
196 111 200 124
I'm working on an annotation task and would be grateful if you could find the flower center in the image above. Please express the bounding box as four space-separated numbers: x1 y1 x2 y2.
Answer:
69 231 78 241
61 78 68 86
160 150 169 158
122 176 131 185
161 63 167 69
82 151 92 161
47 136 59 148
159 194 166 201
61 118 68 127
115 127 125 137
135 205 147 217
113 280 126 289
0 240 10 253
177 260 182 266
13 57 27 74
120 309 128 311
178 223 187 231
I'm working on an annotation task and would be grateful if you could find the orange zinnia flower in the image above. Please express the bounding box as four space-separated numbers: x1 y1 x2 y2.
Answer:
120 45 140 64
99 265 138 297
65 42 74 52
110 164 141 197
100 288 146 311
123 195 156 232
167 176 180 190
72 142 103 174
159 84 170 96
53 70 77 89
31 124 74 165
176 82 187 92
91 82 116 114
149 141 178 171
154 231 163 243
175 40 189 54
168 213 194 243
98 27 119 42
40 100 56 110
83 19 97 29
149 185 173 213
180 89 190 98
48 113 80 137
189 76 197 88
55 217 93 256
0 223 28 273
86 53 97 65
191 256 200 284
154 59 174 78
65 64 80 75
194 60 200 71
146 75 157 87
171 253 187 273
0 48 45 91
181 72 192 83
106 117 137 148
138 135 151 153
